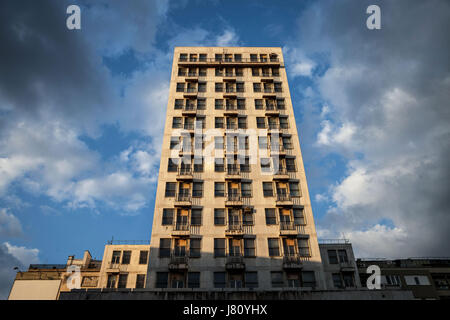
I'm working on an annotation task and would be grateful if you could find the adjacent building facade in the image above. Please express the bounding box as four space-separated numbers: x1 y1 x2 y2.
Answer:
146 47 326 290
357 258 450 300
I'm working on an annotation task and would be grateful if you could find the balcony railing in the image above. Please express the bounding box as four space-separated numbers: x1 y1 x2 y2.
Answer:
179 58 280 64
227 164 240 175
282 255 303 269
169 254 189 269
273 167 288 176
226 255 245 270
280 221 296 231
178 166 192 176
176 192 191 202
276 192 291 202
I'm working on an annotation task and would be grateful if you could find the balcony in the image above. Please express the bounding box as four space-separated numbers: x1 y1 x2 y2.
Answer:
178 57 281 66
273 167 289 179
168 254 189 270
225 192 243 206
174 192 192 206
107 263 128 273
176 166 193 180
183 88 198 97
276 192 293 205
171 223 190 236
282 255 303 270
225 164 240 179
279 221 298 236
225 224 253 236
224 104 239 115
225 255 245 270
270 145 286 156
182 105 197 115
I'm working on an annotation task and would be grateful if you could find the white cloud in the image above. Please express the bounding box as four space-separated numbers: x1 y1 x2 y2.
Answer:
4 242 39 267
0 209 23 237
283 46 316 78
215 29 240 46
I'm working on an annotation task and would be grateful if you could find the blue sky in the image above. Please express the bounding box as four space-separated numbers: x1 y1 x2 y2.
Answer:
1 0 449 298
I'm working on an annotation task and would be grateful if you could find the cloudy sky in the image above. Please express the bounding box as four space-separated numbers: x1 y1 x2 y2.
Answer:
0 0 449 298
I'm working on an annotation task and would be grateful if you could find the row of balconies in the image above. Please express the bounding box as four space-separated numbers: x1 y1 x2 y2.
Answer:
172 164 294 179
169 191 299 205
166 253 307 271
178 57 281 64
178 71 281 78
169 222 305 237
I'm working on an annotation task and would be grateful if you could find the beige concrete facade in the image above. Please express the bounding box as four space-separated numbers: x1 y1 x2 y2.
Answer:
8 244 150 299
147 47 326 290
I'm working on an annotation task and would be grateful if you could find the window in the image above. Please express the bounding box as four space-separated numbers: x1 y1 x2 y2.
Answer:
167 158 178 172
298 239 310 257
215 158 224 172
188 272 200 288
199 68 207 76
159 238 171 258
215 117 224 128
236 82 244 92
193 182 203 197
287 273 301 288
214 272 226 288
193 158 204 172
120 250 131 264
258 136 268 149
252 68 260 76
268 238 280 256
250 54 258 62
215 182 225 197
265 208 277 225
286 158 296 172
215 99 223 110
214 238 226 257
293 208 305 225
271 272 283 288
169 137 180 150
179 53 187 61
111 251 121 264
215 82 223 92
176 83 184 92
234 54 242 62
253 83 261 92
214 209 226 225
255 99 263 110
277 98 285 109
238 117 247 129
289 182 301 197
174 99 184 109
191 208 202 225
328 250 338 264
243 210 253 225
135 274 146 289
237 98 245 110
165 182 176 197
107 274 116 288
280 117 289 129
302 271 316 287
260 182 273 197
274 82 282 92
384 275 401 286
260 158 271 173
244 239 256 257
241 182 252 197
235 67 243 76
272 67 280 76
241 156 250 172
343 273 355 287
156 272 168 288
197 98 206 109
81 276 99 287
198 82 206 92
282 136 292 149
118 274 128 288
189 53 197 62
333 273 343 288
256 117 266 128
245 272 258 288
190 239 201 258
338 250 349 263
199 54 207 62
139 251 148 264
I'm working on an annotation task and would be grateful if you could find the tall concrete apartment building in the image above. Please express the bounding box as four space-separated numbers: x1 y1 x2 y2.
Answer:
147 47 326 291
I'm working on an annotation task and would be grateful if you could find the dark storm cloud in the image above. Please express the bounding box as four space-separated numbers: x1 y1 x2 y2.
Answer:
294 0 450 257
0 243 24 299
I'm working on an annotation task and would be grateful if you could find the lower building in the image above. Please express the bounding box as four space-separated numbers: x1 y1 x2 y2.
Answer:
8 241 150 300
357 257 450 300
318 239 362 290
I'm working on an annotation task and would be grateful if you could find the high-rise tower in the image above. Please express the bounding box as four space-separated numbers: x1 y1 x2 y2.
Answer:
147 47 325 290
